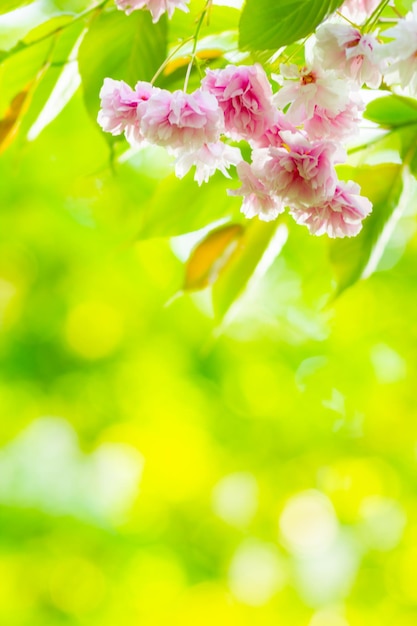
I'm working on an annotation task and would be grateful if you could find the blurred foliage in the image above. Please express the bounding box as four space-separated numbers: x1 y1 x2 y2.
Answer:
239 0 344 51
1 1 417 625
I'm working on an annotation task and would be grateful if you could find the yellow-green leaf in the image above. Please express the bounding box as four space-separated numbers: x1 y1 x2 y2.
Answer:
213 219 279 319
78 8 167 122
0 84 32 153
239 0 344 51
330 163 404 295
0 58 48 153
184 223 244 291
139 172 242 239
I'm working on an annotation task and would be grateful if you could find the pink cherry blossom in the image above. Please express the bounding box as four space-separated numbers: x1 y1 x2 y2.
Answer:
115 0 189 22
290 180 372 238
97 78 154 145
303 95 364 141
201 64 277 140
174 142 242 185
228 161 284 222
314 23 383 88
380 4 417 96
250 111 297 148
252 131 342 208
273 64 350 124
340 0 379 23
140 88 224 150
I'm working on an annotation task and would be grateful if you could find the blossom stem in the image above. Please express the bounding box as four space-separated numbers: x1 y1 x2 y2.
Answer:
391 6 403 18
183 0 213 92
363 0 391 33
150 36 194 84
378 18 401 24
270 34 311 70
335 11 359 29
285 35 311 64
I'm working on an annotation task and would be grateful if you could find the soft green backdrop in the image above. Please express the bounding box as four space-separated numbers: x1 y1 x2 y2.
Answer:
1 1 417 625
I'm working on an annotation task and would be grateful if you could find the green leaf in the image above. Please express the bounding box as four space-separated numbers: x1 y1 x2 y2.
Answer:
213 219 278 319
0 86 32 153
22 14 74 44
0 0 34 15
330 164 404 295
0 4 74 53
169 3 240 41
391 125 417 181
0 51 49 153
239 0 344 51
394 0 414 13
184 223 244 291
78 8 167 122
139 172 242 239
364 94 417 129
26 29 85 141
0 39 48 112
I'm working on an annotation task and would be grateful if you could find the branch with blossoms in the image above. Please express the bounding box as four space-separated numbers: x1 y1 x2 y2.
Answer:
98 0 417 245
2 0 415 314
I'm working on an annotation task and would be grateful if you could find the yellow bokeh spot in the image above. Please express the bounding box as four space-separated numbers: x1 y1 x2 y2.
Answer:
49 557 106 615
0 557 34 618
126 551 186 614
309 609 349 626
224 359 298 419
139 419 214 502
320 457 398 522
65 300 124 359
386 543 417 603
173 583 248 626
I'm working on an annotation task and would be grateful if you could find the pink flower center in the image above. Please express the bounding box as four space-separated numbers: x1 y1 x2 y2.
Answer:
346 39 360 49
300 69 316 85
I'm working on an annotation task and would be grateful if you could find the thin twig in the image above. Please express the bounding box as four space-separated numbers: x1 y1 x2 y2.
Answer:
150 36 194 85
183 0 213 92
363 0 391 32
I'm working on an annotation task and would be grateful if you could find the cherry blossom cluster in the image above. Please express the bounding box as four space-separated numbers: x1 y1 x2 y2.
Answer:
114 0 380 26
115 0 190 23
99 0 417 238
378 3 417 95
98 62 371 238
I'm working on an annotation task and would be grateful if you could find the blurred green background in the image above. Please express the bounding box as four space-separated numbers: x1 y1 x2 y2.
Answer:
1 2 417 625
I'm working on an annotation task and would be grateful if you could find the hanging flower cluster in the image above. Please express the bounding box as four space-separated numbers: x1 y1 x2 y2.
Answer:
98 0 417 238
115 0 190 22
